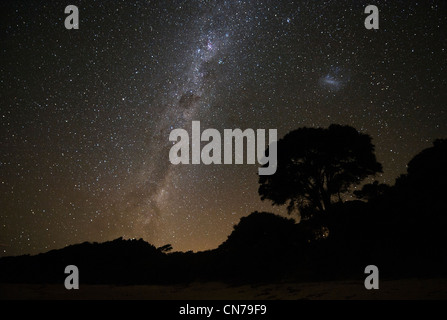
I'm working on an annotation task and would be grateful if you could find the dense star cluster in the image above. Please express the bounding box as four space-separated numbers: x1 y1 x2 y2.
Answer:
1 0 446 256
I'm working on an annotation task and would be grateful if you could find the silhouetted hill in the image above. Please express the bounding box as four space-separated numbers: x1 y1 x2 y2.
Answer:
0 238 169 284
0 213 314 285
2 195 446 285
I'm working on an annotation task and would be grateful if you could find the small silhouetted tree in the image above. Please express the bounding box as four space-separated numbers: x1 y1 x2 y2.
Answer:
259 125 382 217
157 244 173 253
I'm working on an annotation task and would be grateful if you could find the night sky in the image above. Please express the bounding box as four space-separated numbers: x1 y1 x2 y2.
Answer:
1 0 446 257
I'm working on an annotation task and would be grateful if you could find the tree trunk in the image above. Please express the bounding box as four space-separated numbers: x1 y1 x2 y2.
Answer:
321 188 331 211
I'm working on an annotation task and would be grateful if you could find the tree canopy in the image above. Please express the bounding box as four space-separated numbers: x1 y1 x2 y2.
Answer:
259 124 382 217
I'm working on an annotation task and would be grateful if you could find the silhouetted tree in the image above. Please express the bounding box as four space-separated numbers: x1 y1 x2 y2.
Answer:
259 125 382 217
157 244 173 253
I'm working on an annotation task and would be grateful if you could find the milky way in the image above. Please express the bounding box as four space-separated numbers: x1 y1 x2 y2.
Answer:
1 0 446 256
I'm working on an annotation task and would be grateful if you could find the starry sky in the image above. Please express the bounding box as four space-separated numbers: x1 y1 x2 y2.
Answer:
1 0 446 257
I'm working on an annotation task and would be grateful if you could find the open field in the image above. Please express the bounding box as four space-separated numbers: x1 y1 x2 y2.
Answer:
1 278 446 300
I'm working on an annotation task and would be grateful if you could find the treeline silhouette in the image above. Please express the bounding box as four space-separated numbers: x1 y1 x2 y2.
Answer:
0 128 446 285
